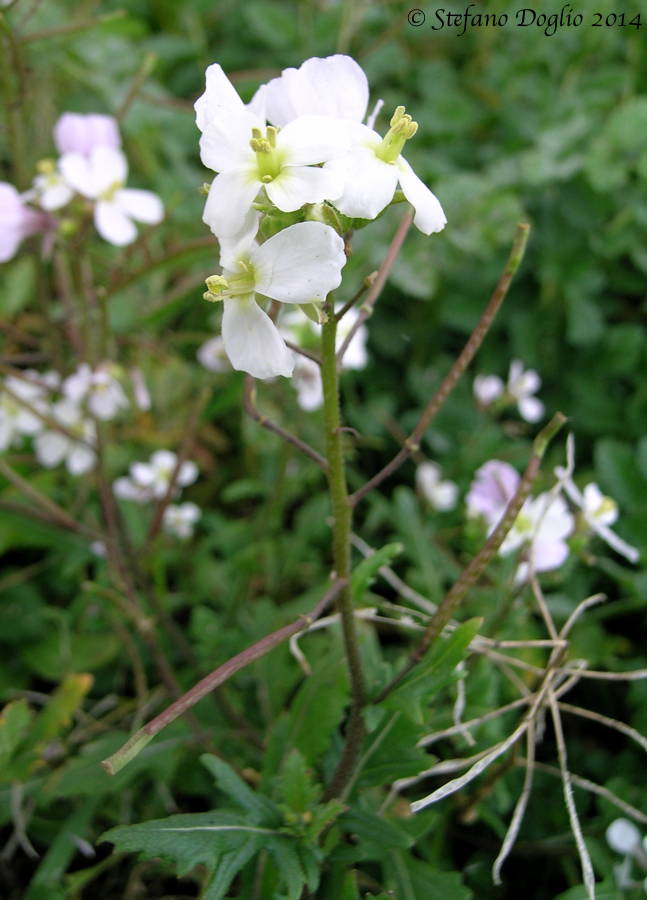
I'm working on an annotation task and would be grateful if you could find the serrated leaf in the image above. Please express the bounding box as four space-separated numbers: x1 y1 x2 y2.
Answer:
281 656 349 765
101 811 273 899
351 542 403 605
201 754 277 822
279 749 319 813
266 836 307 900
340 808 414 851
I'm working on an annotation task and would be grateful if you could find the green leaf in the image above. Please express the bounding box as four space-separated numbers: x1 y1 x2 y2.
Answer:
22 632 120 680
278 749 320 814
385 618 481 707
351 542 403 605
0 699 33 767
201 754 277 822
0 256 35 316
339 808 414 852
385 855 473 900
278 655 349 765
101 811 272 900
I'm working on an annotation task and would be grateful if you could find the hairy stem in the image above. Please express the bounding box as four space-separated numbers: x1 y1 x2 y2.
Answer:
320 299 366 800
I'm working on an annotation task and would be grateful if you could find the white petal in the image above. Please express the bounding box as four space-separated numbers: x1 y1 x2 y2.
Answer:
263 55 369 127
35 431 68 467
221 297 294 379
474 374 504 405
195 63 250 133
67 443 96 475
416 462 441 499
277 115 353 166
89 147 128 194
151 450 177 472
397 157 447 235
39 179 73 211
95 201 137 246
265 165 342 212
508 359 524 384
433 481 459 511
218 207 261 271
202 171 259 239
325 148 398 220
606 819 641 855
293 358 323 410
178 460 198 486
130 461 156 486
252 222 346 304
197 336 230 372
518 396 544 423
116 189 163 225
59 153 98 198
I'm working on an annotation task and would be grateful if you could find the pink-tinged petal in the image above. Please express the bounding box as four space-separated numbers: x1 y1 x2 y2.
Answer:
90 147 129 195
202 171 260 239
397 157 447 235
252 222 346 304
518 396 544 423
54 112 120 155
325 148 398 220
263 56 369 127
116 189 164 224
531 538 570 572
59 153 99 198
95 201 137 246
277 115 353 166
466 460 520 525
221 297 294 379
265 165 342 212
0 185 49 260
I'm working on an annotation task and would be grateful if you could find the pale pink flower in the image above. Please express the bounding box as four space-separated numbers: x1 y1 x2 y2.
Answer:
54 112 121 156
0 183 49 262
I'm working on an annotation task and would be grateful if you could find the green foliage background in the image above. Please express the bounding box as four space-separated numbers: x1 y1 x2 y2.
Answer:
1 0 646 897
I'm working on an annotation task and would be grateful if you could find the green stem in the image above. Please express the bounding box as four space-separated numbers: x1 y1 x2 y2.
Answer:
320 298 365 800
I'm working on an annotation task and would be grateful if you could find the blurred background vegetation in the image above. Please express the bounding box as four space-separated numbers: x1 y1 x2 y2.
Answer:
1 0 646 897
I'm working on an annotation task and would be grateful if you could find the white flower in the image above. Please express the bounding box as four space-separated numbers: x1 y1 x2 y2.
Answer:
163 502 201 539
206 221 346 379
606 819 641 855
34 399 96 475
555 465 639 564
54 112 121 156
59 147 163 246
292 356 323 410
501 491 574 581
0 182 50 262
473 373 504 407
323 106 446 235
256 55 369 128
0 371 55 450
114 450 198 503
197 336 231 373
196 63 349 238
416 462 458 511
63 363 129 420
507 360 544 423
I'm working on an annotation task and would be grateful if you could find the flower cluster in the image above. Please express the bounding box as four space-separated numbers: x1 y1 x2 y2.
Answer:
466 447 638 582
113 450 201 540
0 112 163 258
0 363 147 475
195 55 446 379
474 360 544 423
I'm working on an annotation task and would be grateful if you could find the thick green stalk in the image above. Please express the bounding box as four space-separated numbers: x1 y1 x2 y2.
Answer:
320 299 365 800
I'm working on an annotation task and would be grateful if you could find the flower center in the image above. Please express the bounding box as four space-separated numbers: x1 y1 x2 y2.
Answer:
100 181 124 203
249 126 284 183
374 106 418 164
203 259 256 302
593 496 617 521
